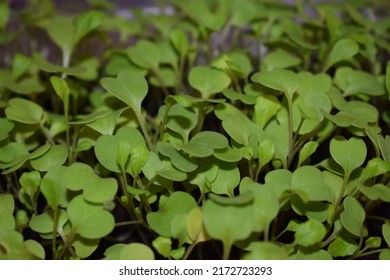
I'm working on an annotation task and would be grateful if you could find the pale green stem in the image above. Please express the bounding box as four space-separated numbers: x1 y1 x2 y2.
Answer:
120 169 136 216
286 96 295 168
222 243 232 260
58 229 76 259
115 220 142 227
61 49 71 79
134 110 154 152
335 172 350 212
182 242 197 260
52 208 59 259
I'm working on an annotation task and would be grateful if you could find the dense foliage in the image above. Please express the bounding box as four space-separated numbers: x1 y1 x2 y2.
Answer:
1 0 390 260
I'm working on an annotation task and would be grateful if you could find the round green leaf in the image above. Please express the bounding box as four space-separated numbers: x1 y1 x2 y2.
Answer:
188 160 219 193
29 209 68 234
0 118 13 141
127 40 161 69
294 219 326 247
291 166 331 202
95 126 146 173
0 230 35 259
365 237 381 249
340 196 366 237
262 49 301 71
5 98 44 124
63 163 118 203
222 114 251 146
182 131 228 158
210 162 240 197
203 199 254 259
157 141 197 172
213 147 242 162
156 161 187 182
103 244 126 260
67 195 115 239
382 222 390 246
330 136 367 176
119 243 155 260
152 236 172 258
147 192 197 237
72 236 99 259
164 103 198 142
363 158 390 180
30 145 68 172
324 101 378 129
334 67 385 97
250 188 279 232
242 242 288 260
380 250 390 260
188 66 231 98
328 235 358 257
290 248 332 260
222 89 257 105
0 142 27 166
358 183 390 202
24 239 45 260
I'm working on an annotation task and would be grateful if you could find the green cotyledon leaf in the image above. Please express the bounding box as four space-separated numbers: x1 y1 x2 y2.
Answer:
188 66 231 98
330 136 367 177
67 195 115 239
203 198 254 259
340 196 366 237
324 39 359 72
100 70 148 115
251 69 299 99
147 191 197 237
